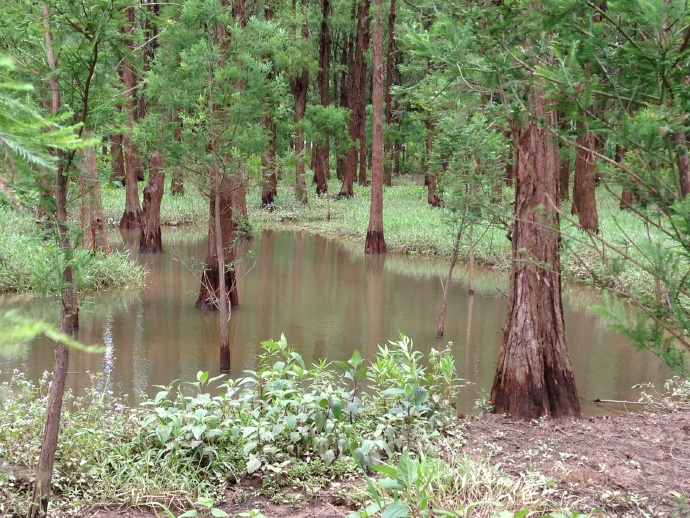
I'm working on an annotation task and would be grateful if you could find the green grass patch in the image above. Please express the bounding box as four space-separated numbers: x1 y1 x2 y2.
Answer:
0 207 146 295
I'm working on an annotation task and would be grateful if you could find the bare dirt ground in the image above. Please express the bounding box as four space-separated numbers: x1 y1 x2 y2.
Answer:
85 407 690 518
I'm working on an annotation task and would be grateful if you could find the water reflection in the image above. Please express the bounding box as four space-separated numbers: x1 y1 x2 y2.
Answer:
0 228 671 415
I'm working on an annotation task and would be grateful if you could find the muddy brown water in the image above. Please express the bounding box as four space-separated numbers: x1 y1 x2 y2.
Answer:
0 229 671 415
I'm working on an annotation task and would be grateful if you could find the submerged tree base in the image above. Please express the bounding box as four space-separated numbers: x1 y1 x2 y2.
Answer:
364 230 387 254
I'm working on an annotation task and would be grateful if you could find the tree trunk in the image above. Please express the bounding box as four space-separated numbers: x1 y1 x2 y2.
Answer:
357 30 370 187
675 131 690 198
79 145 110 253
313 0 331 196
29 11 77 515
290 0 309 204
490 85 581 421
261 118 278 208
335 35 350 183
110 132 125 184
170 111 184 195
196 176 239 310
365 0 386 255
119 5 143 229
559 155 570 201
425 121 442 207
339 1 369 198
383 0 396 188
572 130 599 233
139 151 165 253
437 226 462 338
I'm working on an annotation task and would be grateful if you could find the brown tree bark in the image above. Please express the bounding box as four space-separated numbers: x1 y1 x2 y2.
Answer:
490 84 581 421
170 111 184 195
357 25 371 187
383 0 396 187
196 177 239 311
139 151 165 253
572 130 599 233
675 130 690 198
79 145 110 254
425 121 442 207
559 156 570 201
110 132 125 183
261 119 278 208
313 0 331 196
290 0 309 204
119 5 143 229
365 0 386 255
335 35 351 183
339 0 369 198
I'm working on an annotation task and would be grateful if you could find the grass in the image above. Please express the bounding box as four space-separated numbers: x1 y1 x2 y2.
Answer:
0 207 146 295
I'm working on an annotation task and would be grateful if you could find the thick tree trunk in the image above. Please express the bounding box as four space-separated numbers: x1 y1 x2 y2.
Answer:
79 145 110 253
339 1 369 198
140 151 165 253
383 0 396 187
572 130 599 233
674 131 690 198
365 0 386 255
490 86 581 421
119 5 143 229
313 0 331 196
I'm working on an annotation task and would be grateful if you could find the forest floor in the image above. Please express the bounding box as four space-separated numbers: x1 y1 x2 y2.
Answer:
86 407 690 518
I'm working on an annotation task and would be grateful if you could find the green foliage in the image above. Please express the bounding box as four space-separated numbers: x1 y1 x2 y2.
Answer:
0 334 461 514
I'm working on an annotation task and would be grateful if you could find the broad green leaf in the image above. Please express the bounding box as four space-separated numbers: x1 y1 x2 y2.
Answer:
381 501 409 518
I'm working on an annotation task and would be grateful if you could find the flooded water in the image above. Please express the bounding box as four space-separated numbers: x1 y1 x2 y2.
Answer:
0 228 671 415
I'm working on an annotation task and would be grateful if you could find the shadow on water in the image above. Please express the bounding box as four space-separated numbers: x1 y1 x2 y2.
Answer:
0 228 671 415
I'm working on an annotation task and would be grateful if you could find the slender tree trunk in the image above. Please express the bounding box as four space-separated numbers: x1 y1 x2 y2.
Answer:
357 28 370 187
468 226 475 295
559 156 570 201
79 145 110 253
383 0 396 187
335 35 351 183
29 10 77 515
674 131 690 198
290 0 309 204
313 0 331 196
437 226 462 338
119 5 143 229
365 0 386 255
170 111 184 195
572 130 599 233
140 151 165 253
111 132 125 183
490 84 581 420
261 119 278 208
425 121 441 207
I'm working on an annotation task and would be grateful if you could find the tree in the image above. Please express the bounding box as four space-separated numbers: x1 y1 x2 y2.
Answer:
365 0 386 254
490 84 581 419
139 150 165 252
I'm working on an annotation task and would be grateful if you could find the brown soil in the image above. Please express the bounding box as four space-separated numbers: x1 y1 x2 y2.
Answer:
79 408 690 518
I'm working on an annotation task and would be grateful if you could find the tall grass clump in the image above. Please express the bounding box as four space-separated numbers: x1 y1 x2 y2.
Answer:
0 207 146 294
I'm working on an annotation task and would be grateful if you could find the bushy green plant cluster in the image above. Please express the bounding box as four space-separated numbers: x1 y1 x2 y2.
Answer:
139 335 461 485
0 335 460 514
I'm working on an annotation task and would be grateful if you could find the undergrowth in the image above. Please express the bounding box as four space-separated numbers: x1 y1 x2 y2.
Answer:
0 335 565 517
0 207 145 295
